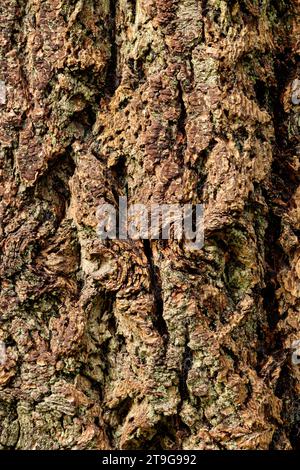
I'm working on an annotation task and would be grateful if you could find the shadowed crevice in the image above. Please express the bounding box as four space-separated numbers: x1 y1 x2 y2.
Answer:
106 0 120 96
143 240 169 350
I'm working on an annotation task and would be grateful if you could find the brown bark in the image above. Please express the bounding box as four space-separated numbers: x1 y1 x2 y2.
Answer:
0 0 299 450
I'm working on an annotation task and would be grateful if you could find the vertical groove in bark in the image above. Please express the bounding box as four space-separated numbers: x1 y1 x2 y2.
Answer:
143 240 169 351
106 0 119 96
0 0 299 451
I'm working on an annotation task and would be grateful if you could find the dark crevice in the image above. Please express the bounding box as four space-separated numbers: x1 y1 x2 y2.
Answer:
136 57 146 83
259 44 296 338
274 365 300 449
196 138 217 198
222 345 239 368
254 80 277 115
114 396 134 425
201 0 209 17
177 82 187 188
177 81 187 140
128 54 147 89
237 0 260 20
110 155 128 197
174 416 191 450
128 0 137 23
177 81 187 166
232 126 249 146
146 422 176 450
106 295 117 337
260 17 299 447
123 417 179 450
143 240 169 350
35 149 76 228
258 40 296 347
179 339 192 403
106 0 119 96
261 210 283 332
72 103 97 129
257 194 288 386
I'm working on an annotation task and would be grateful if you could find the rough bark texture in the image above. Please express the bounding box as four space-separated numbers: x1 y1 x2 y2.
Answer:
0 0 300 450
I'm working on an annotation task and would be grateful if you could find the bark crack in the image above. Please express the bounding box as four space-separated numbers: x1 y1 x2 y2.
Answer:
179 336 192 403
143 240 169 350
177 81 187 143
128 0 137 23
106 0 119 96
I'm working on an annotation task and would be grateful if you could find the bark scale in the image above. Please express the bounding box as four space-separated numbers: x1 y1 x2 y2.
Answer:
0 0 299 450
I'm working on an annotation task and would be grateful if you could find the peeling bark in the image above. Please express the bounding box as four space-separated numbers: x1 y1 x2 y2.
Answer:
0 0 300 450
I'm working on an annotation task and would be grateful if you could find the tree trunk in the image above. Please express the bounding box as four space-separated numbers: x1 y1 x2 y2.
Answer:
0 0 299 450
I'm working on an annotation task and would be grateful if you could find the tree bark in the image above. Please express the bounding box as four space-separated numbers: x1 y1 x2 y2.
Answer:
0 0 299 450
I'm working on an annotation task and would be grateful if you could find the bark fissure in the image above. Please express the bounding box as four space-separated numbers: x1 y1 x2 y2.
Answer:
143 240 169 350
0 0 299 451
128 0 137 23
179 339 192 403
106 0 119 96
